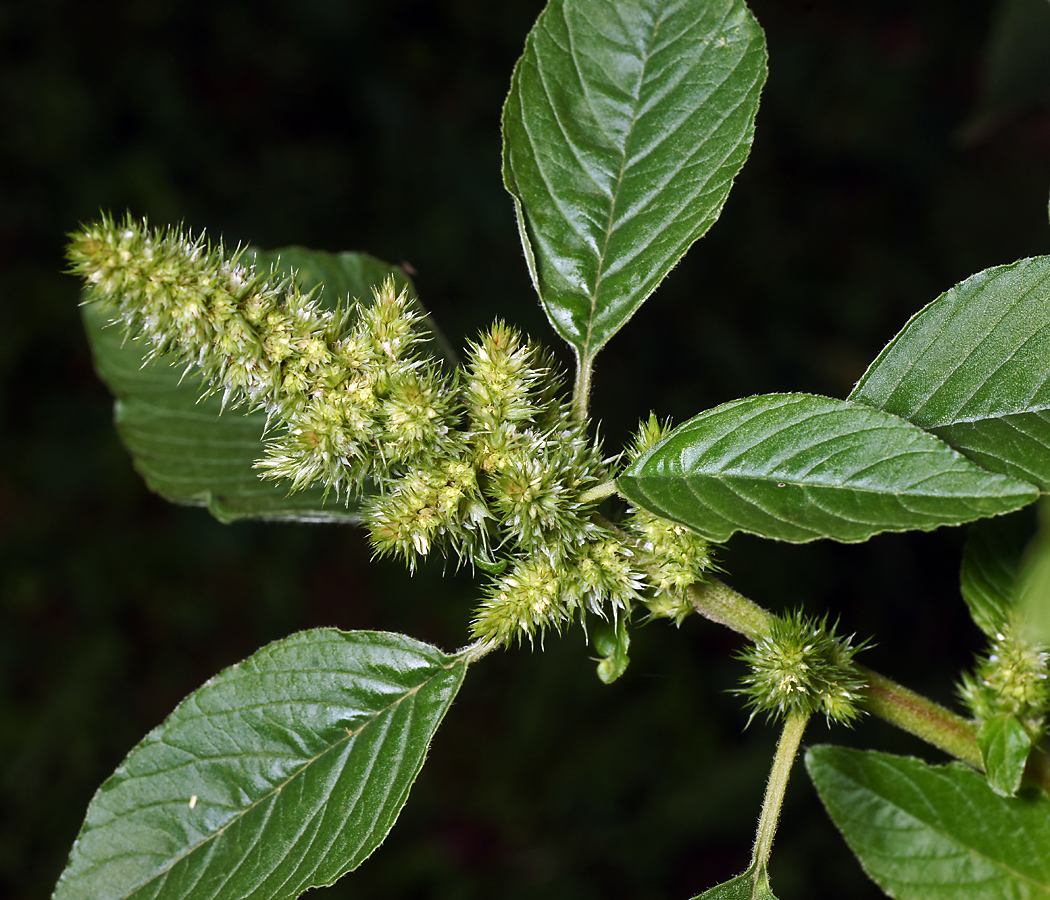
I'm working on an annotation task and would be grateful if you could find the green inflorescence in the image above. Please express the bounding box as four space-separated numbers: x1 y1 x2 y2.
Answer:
737 610 868 726
68 215 718 652
959 622 1050 743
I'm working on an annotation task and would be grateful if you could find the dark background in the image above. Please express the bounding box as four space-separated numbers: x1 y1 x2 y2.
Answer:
4 1 1050 898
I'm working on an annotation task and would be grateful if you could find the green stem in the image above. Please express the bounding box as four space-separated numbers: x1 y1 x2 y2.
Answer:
687 578 775 641
685 577 990 772
579 479 618 505
858 666 981 769
572 354 593 422
751 710 809 871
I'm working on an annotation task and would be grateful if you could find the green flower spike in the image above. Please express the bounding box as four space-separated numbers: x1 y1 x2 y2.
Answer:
959 622 1050 742
69 214 447 500
623 415 716 614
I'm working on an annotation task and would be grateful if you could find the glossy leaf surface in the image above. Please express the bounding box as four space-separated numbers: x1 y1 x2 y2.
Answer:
807 745 1050 900
617 393 1037 544
851 256 1050 490
503 0 766 363
83 249 416 523
977 713 1031 797
53 629 468 900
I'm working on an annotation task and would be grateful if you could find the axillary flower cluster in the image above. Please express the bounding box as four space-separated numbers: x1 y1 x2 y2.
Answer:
67 215 713 653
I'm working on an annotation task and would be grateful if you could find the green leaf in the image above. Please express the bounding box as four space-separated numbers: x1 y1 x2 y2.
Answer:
978 713 1032 797
851 256 1050 491
502 0 766 365
83 249 417 523
691 864 777 900
1017 501 1050 644
807 745 1050 900
960 512 1033 637
617 393 1038 544
53 629 468 900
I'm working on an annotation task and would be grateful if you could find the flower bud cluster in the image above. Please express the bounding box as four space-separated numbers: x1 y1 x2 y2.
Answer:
737 610 867 726
623 415 714 623
69 216 718 650
959 623 1049 742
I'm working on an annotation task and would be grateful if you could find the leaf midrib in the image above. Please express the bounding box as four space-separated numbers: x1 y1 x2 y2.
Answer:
90 652 465 900
833 758 1050 894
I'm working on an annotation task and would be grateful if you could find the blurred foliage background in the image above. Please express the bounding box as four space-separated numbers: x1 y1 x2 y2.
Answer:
3 1 1050 898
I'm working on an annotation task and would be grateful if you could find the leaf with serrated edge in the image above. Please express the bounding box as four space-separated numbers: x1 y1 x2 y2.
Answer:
807 745 1050 900
502 0 766 365
83 248 417 524
691 865 777 899
617 393 1038 544
851 256 1050 490
53 629 468 900
978 713 1032 798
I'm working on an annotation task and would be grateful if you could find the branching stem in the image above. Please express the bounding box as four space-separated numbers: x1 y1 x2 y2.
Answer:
682 577 1033 781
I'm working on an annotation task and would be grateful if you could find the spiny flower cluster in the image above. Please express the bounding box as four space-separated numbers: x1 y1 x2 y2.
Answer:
737 610 867 726
959 622 1050 742
68 215 718 650
68 214 450 497
623 415 715 625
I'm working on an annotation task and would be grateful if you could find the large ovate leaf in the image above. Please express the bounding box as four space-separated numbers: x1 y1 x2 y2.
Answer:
502 0 766 364
53 629 468 900
617 393 1037 544
851 256 1050 491
807 745 1050 900
83 249 417 523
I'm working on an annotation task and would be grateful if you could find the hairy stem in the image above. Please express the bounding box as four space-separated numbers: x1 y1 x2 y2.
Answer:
579 479 618 505
687 577 775 641
572 355 593 422
751 710 809 871
858 666 981 769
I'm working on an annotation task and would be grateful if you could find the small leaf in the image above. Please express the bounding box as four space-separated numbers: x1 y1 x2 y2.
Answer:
690 864 777 900
502 0 767 364
978 713 1032 797
960 512 1033 637
617 393 1038 544
593 617 631 684
53 629 468 900
851 256 1050 491
83 249 417 523
807 744 1050 900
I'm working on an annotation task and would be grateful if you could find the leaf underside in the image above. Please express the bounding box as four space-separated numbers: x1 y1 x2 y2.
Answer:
807 745 1050 900
52 629 468 900
617 393 1038 544
502 0 767 365
851 256 1050 491
83 249 417 524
